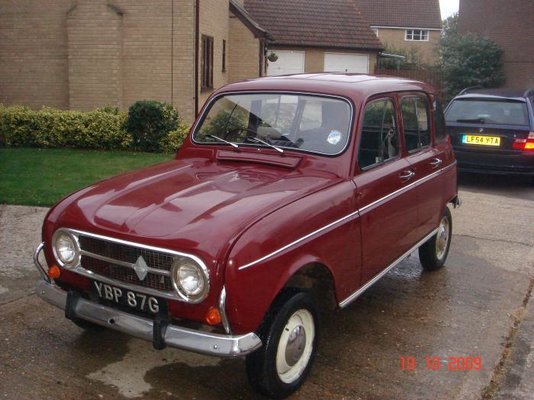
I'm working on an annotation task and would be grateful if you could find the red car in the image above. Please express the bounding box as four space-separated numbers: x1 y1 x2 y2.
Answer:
34 74 459 398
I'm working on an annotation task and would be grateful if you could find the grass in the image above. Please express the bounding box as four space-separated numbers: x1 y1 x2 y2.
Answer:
0 148 172 206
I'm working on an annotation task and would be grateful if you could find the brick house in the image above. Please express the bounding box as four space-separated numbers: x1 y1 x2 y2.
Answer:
245 0 383 76
356 0 442 65
458 0 534 89
0 0 268 122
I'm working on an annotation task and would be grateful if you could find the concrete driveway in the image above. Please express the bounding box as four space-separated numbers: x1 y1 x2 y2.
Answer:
0 175 533 400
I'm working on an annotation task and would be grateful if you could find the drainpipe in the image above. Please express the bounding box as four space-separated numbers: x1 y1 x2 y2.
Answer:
194 0 200 117
171 0 174 106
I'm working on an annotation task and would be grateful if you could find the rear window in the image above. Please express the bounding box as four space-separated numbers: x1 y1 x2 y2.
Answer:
445 99 529 126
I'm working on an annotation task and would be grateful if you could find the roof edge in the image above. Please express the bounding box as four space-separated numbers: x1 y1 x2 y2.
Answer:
230 0 271 39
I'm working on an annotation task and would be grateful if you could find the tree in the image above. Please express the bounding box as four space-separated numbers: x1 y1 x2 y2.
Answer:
439 13 505 101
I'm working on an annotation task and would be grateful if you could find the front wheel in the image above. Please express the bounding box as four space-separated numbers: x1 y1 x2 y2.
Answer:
246 290 319 399
419 206 452 271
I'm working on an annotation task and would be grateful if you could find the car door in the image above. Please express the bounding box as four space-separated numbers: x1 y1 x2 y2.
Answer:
400 93 451 238
353 96 419 283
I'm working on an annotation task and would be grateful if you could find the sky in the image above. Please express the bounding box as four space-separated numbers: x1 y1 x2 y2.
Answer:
439 0 459 19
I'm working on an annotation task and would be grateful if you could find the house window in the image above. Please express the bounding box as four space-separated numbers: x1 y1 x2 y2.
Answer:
405 29 429 41
201 35 214 90
222 39 226 72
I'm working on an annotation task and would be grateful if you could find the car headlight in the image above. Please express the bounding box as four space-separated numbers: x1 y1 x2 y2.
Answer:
171 257 209 302
52 229 80 268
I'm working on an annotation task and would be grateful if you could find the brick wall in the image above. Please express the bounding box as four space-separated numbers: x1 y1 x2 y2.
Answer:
228 11 260 83
0 0 264 122
67 1 123 110
459 0 534 89
198 0 230 109
0 0 71 109
375 28 440 65
114 0 195 121
0 0 197 121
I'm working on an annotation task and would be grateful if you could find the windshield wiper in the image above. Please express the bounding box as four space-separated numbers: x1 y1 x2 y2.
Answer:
247 136 284 154
456 118 486 124
207 134 239 149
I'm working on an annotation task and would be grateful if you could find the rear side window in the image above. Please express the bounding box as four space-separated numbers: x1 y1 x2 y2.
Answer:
401 96 430 152
445 99 529 126
358 98 399 169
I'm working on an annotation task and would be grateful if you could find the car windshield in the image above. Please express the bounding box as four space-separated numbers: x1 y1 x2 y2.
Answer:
193 93 352 155
445 99 529 126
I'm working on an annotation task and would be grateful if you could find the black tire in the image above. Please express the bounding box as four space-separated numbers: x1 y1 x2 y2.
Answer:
246 289 319 399
419 206 452 271
71 318 106 332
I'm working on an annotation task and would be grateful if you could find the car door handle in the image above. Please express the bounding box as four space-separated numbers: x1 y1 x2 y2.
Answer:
430 158 443 168
399 170 415 182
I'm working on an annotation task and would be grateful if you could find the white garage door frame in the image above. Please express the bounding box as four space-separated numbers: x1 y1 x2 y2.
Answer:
324 52 369 74
267 50 306 76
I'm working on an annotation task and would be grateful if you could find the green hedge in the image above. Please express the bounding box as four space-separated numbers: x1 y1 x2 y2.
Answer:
0 104 189 153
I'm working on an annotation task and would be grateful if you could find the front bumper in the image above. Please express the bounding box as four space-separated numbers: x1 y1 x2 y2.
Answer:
34 245 262 358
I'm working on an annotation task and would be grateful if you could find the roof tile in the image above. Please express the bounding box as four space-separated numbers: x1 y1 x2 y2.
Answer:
244 0 383 50
356 0 442 29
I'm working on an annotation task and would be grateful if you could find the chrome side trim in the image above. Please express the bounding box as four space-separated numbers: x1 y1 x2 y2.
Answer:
79 250 170 277
238 209 360 270
33 242 50 283
359 162 456 215
239 162 456 270
35 280 262 358
219 287 232 334
338 228 439 308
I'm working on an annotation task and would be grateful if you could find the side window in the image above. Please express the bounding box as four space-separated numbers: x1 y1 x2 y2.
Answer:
401 96 430 151
434 99 447 140
358 98 399 169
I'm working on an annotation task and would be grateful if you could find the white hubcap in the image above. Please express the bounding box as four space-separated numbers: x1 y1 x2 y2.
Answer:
436 216 450 260
276 309 315 384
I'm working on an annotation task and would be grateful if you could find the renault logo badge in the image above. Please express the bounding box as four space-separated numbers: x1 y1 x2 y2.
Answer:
133 256 149 281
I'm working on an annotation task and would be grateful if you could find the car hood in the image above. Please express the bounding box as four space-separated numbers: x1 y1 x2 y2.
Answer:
49 158 340 262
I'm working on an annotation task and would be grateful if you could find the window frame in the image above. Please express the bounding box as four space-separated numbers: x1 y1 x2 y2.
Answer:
191 91 355 157
201 34 214 90
405 29 429 41
357 96 401 171
400 94 432 154
222 39 226 73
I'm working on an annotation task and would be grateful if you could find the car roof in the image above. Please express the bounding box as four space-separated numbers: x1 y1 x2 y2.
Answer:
218 73 436 101
455 88 534 102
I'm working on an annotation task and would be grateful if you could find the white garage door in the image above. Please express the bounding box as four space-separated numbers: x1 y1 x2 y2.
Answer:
324 53 369 73
267 50 305 76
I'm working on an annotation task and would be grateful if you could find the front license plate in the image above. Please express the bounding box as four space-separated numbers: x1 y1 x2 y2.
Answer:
462 134 501 146
93 281 161 314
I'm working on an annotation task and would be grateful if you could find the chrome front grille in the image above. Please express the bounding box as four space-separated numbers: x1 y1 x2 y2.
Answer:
78 235 174 292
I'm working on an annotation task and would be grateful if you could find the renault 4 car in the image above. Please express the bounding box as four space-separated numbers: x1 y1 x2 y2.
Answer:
34 74 458 398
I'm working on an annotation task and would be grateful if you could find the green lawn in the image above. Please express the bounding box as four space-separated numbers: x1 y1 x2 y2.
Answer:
0 148 172 206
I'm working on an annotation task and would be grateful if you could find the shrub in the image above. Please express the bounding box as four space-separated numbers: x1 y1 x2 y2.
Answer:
160 122 190 153
0 105 131 150
124 100 179 152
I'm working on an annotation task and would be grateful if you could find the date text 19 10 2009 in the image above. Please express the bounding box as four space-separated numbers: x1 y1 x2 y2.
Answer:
400 356 482 371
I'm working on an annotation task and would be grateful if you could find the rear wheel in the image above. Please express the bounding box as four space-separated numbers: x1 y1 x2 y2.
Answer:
419 207 452 271
246 290 319 399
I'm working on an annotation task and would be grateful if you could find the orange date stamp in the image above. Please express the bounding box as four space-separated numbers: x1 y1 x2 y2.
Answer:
400 356 483 371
